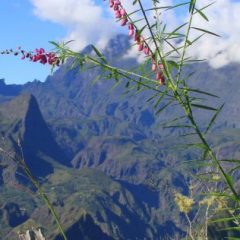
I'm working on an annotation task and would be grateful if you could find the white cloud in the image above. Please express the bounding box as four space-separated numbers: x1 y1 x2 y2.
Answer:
30 0 118 50
186 0 240 68
30 0 240 68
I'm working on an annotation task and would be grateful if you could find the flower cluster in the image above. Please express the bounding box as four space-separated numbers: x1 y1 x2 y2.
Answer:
107 0 165 85
174 192 195 214
0 47 61 66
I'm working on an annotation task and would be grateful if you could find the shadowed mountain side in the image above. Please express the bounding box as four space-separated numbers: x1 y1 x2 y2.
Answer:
1 34 240 239
55 214 113 240
0 35 240 159
7 168 185 240
0 94 70 181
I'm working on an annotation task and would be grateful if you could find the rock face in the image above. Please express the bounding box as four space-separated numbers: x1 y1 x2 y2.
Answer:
0 94 69 183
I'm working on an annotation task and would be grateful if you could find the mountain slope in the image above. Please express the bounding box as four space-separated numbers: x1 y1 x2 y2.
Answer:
1 34 240 239
0 94 69 182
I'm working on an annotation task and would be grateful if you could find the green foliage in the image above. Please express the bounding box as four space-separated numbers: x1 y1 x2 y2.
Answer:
50 0 240 238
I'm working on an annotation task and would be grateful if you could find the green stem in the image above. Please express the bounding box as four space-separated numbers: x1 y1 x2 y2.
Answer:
176 5 194 86
18 146 68 240
1 147 68 240
137 0 175 89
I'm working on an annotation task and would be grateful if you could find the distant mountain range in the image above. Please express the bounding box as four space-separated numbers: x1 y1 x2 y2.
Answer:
0 34 240 239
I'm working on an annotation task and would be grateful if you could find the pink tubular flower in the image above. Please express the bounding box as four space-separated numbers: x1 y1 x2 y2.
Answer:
114 0 121 5
114 4 119 11
121 18 128 26
152 63 157 72
143 47 150 56
115 10 121 18
156 72 165 85
128 23 134 30
120 9 126 16
134 32 140 43
109 0 114 8
138 43 144 51
1 47 61 66
103 0 165 85
40 55 47 64
128 29 134 37
128 23 134 37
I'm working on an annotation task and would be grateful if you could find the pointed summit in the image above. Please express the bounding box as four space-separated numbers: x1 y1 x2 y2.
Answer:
0 94 70 181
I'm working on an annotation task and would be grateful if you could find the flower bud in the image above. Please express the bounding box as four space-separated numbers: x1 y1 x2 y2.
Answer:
128 29 134 37
151 63 157 72
109 0 114 8
156 72 165 85
128 23 134 30
115 10 121 18
138 44 144 51
143 47 150 56
120 9 126 16
120 18 128 26
134 33 140 43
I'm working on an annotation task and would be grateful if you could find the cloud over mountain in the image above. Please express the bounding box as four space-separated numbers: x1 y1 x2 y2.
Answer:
30 0 240 68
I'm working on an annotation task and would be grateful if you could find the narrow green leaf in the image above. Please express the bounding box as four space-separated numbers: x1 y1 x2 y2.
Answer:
179 132 197 137
221 227 240 231
196 2 216 13
160 115 186 127
166 2 190 11
138 24 148 36
181 87 219 98
210 216 240 224
220 159 240 163
164 125 192 129
145 2 190 12
49 41 61 49
203 149 210 160
205 103 224 134
168 23 188 38
154 91 169 109
195 8 209 21
156 100 174 115
91 45 107 64
146 93 159 103
168 61 179 69
185 143 207 151
191 27 221 37
191 103 218 111
164 39 181 55
225 174 234 190
125 81 130 88
229 165 240 175
189 0 196 13
133 0 138 5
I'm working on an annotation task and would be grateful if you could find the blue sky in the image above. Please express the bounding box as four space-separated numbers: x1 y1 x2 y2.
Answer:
1 0 240 84
0 0 65 84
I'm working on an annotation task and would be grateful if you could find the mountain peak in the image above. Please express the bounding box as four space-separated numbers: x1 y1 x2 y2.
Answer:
0 94 70 181
104 34 130 59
